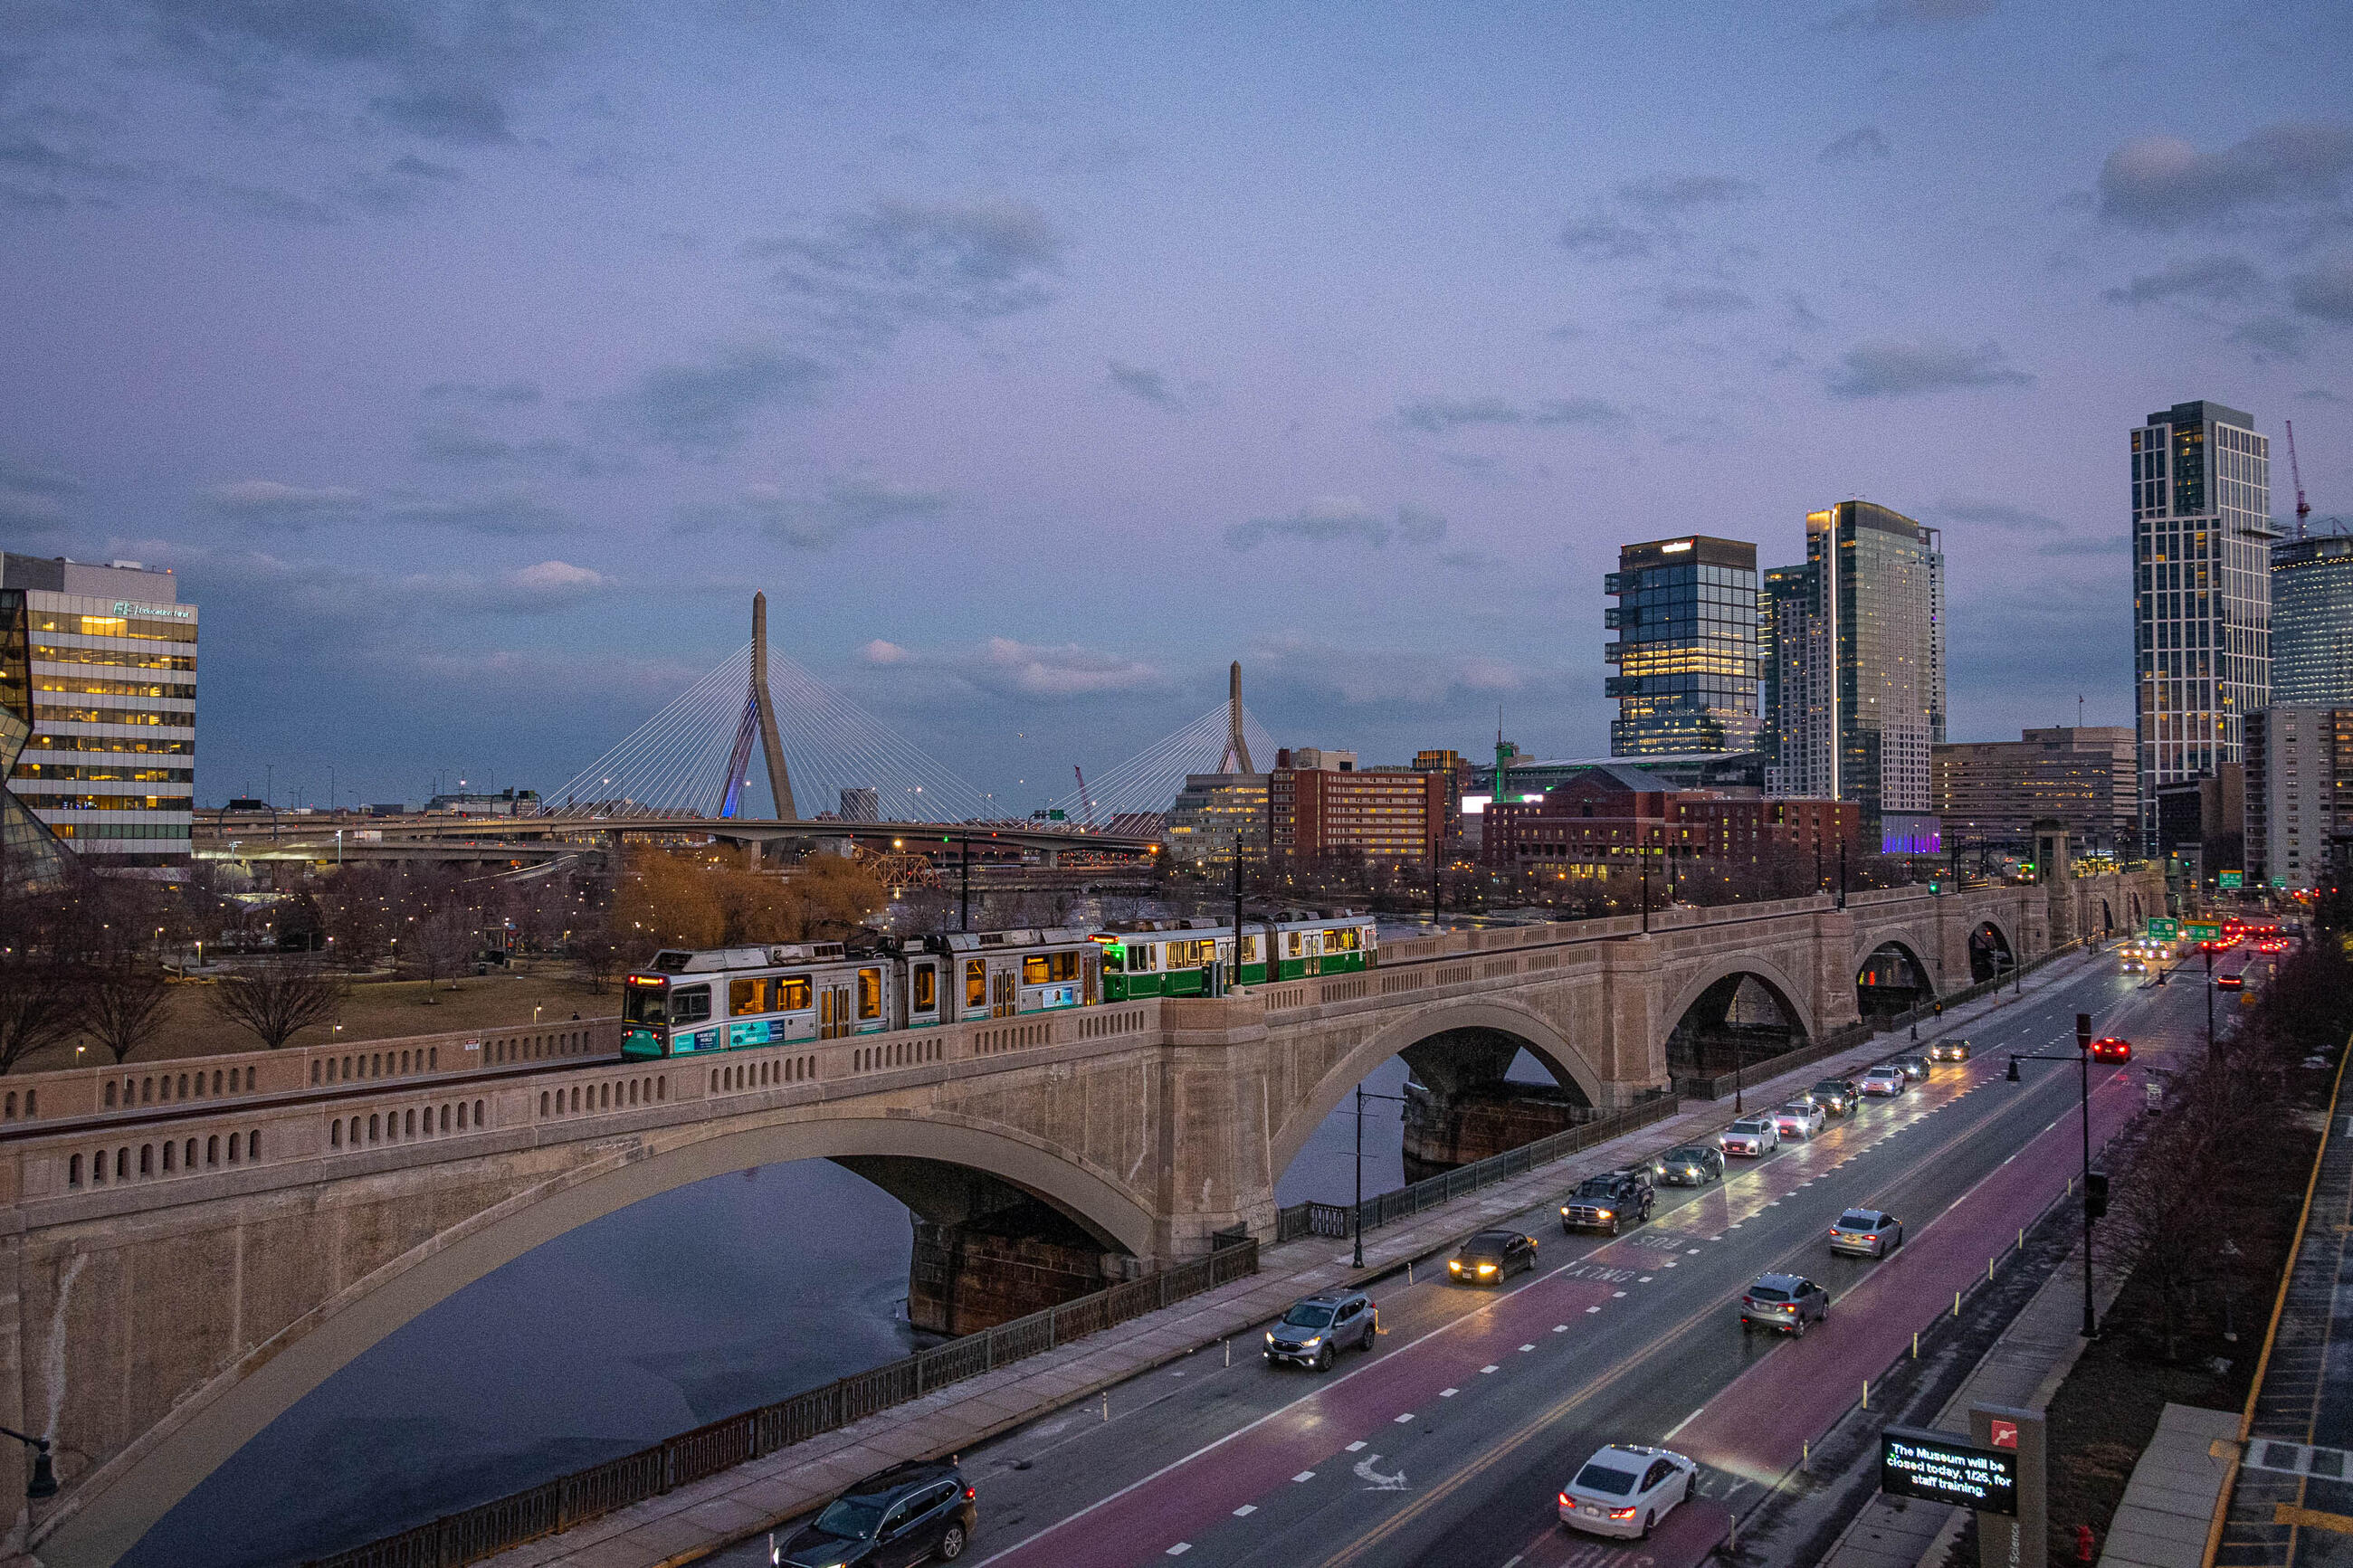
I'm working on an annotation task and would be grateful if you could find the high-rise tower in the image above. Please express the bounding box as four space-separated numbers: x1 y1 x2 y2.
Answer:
1604 535 1761 756
2131 400 2272 851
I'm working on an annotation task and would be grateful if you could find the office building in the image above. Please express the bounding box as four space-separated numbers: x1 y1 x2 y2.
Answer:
1272 749 1446 864
1930 727 2138 857
1761 503 1948 846
838 786 881 822
2245 705 2353 890
1605 536 1761 755
2131 399 2274 851
2271 533 2353 704
1165 774 1269 868
1478 764 1855 878
0 555 195 875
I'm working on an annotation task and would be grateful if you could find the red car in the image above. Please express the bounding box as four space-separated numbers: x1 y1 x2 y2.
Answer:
2215 974 2244 991
2089 1036 2133 1062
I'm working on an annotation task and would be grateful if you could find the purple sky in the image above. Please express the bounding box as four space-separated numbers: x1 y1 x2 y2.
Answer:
2 0 2348 813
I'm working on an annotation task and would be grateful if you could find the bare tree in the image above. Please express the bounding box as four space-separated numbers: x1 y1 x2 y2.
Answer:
407 903 478 996
83 955 172 1064
205 961 346 1050
567 903 627 994
0 950 87 1074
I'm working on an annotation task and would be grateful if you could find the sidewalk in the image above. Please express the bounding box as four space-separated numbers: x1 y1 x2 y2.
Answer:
474 953 2104 1568
2101 1405 2241 1568
1817 1223 2129 1568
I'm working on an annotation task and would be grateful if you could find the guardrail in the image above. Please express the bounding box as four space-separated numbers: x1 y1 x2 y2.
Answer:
1672 936 2090 1100
1272 1091 1681 1244
307 1240 1261 1568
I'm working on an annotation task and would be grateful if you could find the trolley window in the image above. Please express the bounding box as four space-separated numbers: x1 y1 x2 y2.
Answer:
857 968 881 1021
775 975 811 1011
1023 954 1050 984
1025 951 1079 983
912 965 937 1012
965 959 987 1009
1287 932 1302 956
622 987 668 1026
1326 927 1359 952
729 978 767 1016
670 984 712 1024
1130 944 1157 973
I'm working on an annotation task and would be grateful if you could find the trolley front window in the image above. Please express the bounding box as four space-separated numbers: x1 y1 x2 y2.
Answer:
623 986 668 1026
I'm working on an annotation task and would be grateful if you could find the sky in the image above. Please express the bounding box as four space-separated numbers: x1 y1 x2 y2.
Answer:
2 0 2349 815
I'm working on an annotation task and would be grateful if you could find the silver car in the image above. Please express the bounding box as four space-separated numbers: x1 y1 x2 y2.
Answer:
1558 1444 1698 1539
1771 1101 1824 1140
1829 1208 1904 1259
1860 1065 1908 1098
1263 1289 1376 1370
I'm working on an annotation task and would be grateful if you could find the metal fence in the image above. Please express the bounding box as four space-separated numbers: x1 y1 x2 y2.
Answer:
1272 1091 1682 1245
307 1240 1261 1568
1671 936 2088 1100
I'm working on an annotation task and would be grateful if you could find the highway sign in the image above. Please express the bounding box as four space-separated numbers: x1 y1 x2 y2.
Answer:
2186 921 2221 941
2219 870 2244 889
2146 918 2179 939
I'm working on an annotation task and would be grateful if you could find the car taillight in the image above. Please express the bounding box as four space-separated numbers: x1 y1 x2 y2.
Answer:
1609 1506 1640 1519
1558 1491 1573 1506
964 1486 976 1500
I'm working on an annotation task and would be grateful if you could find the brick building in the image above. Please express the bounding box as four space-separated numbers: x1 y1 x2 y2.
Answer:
1478 763 1856 879
1271 749 1447 864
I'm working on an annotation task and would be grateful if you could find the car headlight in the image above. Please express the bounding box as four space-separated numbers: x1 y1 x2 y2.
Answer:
1301 1336 1321 1348
1595 1209 1613 1220
1477 1263 1496 1273
1449 1260 1462 1271
1265 1331 1276 1345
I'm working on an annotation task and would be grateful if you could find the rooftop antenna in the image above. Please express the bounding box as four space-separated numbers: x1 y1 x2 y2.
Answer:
2287 419 2311 539
1217 660 1255 774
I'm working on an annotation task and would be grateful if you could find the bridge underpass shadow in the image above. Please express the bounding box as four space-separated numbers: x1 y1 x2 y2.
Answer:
116 1150 1121 1568
1667 973 1807 1089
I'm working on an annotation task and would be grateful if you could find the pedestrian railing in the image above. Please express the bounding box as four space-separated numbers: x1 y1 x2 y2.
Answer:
1272 1091 1681 1245
307 1240 1260 1568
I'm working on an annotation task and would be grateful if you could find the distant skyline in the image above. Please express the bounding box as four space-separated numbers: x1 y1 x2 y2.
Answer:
2 1 2348 811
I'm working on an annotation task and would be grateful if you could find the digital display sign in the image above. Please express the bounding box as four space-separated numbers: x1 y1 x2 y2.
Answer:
1880 1427 2018 1516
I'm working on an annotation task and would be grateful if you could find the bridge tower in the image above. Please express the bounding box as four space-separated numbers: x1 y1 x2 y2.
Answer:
1215 660 1254 774
718 592 798 820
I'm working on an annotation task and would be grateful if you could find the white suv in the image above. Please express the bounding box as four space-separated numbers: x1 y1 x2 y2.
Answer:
1860 1065 1908 1097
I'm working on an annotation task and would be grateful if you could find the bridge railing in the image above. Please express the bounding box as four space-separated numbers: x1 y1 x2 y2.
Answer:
1273 1091 1681 1246
304 1239 1261 1568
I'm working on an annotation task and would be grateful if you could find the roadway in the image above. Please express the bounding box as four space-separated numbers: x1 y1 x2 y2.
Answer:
716 949 2211 1568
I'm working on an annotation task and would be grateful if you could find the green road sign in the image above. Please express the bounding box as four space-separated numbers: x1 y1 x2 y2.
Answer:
2186 921 2221 941
2219 870 2245 889
2147 918 2179 939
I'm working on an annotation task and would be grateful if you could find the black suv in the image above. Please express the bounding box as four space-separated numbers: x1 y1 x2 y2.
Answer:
776 1459 977 1565
1559 1169 1655 1234
1265 1289 1377 1370
1448 1229 1538 1284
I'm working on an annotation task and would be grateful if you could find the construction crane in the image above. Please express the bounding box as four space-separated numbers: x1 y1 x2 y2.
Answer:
2288 419 2311 537
1072 765 1098 830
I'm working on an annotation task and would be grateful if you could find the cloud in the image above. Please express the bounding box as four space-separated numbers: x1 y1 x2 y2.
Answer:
681 474 953 548
381 489 572 536
1397 395 1624 433
2227 316 2305 357
2290 260 2353 325
0 456 82 533
857 634 1164 698
413 413 576 466
202 479 367 520
748 197 1064 347
1250 632 1529 707
1106 359 1188 412
2300 387 2344 404
1225 498 1446 551
477 559 610 610
1824 0 1998 29
1558 173 1755 262
2098 122 2353 232
1818 127 1891 164
1825 338 2034 398
423 379 541 404
1660 285 1754 314
1931 500 2064 531
389 154 464 182
610 343 830 458
2101 254 2269 307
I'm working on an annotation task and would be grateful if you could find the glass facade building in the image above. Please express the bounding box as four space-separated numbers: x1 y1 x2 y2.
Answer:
0 556 196 874
1763 502 1947 841
2130 400 2272 852
2270 534 2353 704
1604 535 1761 756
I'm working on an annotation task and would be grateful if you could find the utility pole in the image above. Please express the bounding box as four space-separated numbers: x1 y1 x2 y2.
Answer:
959 836 971 932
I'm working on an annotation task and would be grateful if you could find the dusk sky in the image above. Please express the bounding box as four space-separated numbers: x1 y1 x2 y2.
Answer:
4 0 2349 813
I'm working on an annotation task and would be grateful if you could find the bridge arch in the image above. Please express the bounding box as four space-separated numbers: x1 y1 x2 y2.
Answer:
1853 935 1937 1016
1659 953 1823 1053
1967 917 2017 983
39 1113 1155 1568
1267 999 1607 1183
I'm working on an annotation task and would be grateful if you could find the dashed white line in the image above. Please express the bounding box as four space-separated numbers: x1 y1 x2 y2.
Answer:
1613 1291 1628 1298
1292 1470 1315 1483
1638 1276 1654 1283
1167 1546 1191 1557
1441 1387 1460 1397
1553 1324 1569 1333
1346 1440 1367 1451
1519 1343 1536 1352
1396 1411 1417 1422
1232 1504 1257 1516
1481 1364 1499 1373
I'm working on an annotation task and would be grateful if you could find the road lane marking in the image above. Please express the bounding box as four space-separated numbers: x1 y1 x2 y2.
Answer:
1233 1504 1257 1516
1614 1291 1628 1297
1665 1405 1707 1439
1293 1470 1315 1482
1638 1276 1654 1283
1396 1412 1416 1421
1554 1324 1569 1332
1167 1546 1190 1556
1481 1364 1499 1373
1441 1387 1459 1396
1520 1344 1535 1351
1346 1441 1367 1451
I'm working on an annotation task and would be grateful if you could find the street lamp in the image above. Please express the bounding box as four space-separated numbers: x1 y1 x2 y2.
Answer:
2005 1010 2103 1338
1352 1082 1409 1269
0 1425 58 1499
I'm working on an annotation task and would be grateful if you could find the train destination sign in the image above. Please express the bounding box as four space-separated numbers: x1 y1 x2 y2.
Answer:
1880 1426 2019 1516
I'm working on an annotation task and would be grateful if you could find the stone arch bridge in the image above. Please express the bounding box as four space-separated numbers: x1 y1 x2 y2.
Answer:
0 870 2155 1567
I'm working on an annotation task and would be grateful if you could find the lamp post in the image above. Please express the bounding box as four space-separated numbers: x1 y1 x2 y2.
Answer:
1352 1083 1410 1269
2204 946 2216 1055
0 1425 57 1499
2005 1010 2102 1338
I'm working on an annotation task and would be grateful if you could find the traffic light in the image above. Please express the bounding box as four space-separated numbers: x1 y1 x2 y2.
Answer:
2006 1054 2021 1082
2084 1171 2110 1218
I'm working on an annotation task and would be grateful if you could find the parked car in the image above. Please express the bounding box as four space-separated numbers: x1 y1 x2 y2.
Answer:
1860 1065 1909 1098
1739 1272 1829 1336
1720 1117 1779 1157
1449 1229 1538 1284
1928 1039 1972 1064
776 1459 978 1567
1561 1170 1655 1234
1892 1055 1930 1082
1771 1101 1824 1141
1812 1079 1862 1117
1263 1289 1377 1370
1653 1145 1726 1186
2089 1036 2133 1062
1558 1444 1699 1539
1828 1208 1904 1259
